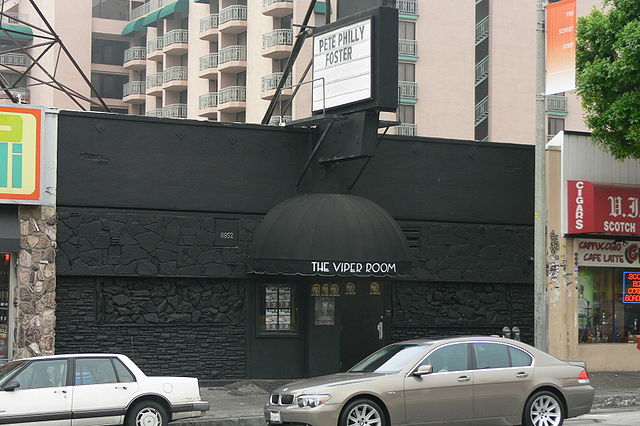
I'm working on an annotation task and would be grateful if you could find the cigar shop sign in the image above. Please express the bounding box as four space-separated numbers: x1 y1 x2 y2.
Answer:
576 239 640 268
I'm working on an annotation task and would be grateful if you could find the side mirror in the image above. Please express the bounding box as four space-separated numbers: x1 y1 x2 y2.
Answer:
2 380 20 391
413 364 433 376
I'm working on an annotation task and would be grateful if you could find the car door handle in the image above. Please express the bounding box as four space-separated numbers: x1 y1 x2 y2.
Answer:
53 390 67 394
516 372 529 378
457 375 471 382
115 386 128 390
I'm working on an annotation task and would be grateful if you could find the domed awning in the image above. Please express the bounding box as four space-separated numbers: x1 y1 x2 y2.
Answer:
249 193 412 277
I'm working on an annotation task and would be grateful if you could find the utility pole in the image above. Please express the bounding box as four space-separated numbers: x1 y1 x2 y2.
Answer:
534 0 548 352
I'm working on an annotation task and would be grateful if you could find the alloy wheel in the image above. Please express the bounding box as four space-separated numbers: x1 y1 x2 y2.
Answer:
346 403 382 426
529 394 562 426
136 407 163 426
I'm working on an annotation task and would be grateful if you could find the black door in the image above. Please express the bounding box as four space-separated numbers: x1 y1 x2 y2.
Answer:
339 281 385 371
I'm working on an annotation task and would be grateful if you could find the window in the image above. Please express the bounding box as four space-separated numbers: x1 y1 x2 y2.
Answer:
422 344 469 373
259 284 298 334
91 73 129 99
399 21 416 40
473 343 510 369
399 63 415 82
548 117 564 140
112 358 136 383
92 39 129 66
12 359 67 390
510 347 533 367
92 0 130 20
398 105 415 124
75 358 117 385
280 15 293 29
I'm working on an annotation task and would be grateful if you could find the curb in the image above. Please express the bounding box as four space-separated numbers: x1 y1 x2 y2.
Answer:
172 416 264 426
592 392 640 410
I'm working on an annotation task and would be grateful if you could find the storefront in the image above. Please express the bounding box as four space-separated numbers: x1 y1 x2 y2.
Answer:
547 131 640 370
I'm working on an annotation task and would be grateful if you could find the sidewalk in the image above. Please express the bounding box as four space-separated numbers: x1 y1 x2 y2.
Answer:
171 372 640 426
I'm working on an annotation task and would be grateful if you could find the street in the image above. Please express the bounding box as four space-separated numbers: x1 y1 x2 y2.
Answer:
567 408 640 425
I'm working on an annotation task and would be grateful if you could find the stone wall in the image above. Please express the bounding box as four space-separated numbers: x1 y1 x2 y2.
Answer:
14 206 57 359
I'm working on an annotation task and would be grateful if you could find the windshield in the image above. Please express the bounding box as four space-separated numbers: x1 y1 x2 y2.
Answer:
349 344 429 373
0 360 27 385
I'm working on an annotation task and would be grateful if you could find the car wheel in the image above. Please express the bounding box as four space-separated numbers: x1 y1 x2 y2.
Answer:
340 398 386 426
125 400 169 426
523 390 565 426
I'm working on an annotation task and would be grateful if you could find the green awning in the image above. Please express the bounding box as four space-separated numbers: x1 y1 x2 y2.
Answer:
0 24 33 40
121 18 145 36
158 0 189 20
142 9 162 27
194 0 209 3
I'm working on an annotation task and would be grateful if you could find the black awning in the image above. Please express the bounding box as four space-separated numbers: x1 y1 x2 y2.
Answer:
249 193 412 277
0 205 19 252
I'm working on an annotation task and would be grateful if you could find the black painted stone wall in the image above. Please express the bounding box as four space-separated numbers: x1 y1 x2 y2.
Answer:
55 276 246 379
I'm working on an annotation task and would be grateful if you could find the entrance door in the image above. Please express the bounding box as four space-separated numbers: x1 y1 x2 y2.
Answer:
339 281 385 371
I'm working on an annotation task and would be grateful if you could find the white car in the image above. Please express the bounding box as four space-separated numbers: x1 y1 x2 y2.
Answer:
0 353 209 426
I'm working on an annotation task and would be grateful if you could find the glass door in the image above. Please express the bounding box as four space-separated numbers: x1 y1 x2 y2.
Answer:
0 253 11 364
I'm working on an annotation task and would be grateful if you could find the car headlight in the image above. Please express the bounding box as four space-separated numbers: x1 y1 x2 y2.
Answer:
297 394 331 408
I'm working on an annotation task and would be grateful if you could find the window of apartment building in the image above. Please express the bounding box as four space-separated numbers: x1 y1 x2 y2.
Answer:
0 73 26 88
548 117 564 140
92 0 130 21
399 21 416 40
236 32 247 46
236 71 246 87
399 63 415 82
398 105 415 124
91 73 129 99
92 39 129 66
279 15 293 29
235 111 246 123
179 91 188 104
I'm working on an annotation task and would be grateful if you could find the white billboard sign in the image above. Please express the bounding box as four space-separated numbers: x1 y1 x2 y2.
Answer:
312 18 372 112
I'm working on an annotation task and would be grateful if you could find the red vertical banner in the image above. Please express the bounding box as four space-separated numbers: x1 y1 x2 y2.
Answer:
546 0 576 95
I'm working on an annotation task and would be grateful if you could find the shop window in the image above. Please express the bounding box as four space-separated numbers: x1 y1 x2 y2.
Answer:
578 267 640 343
0 254 10 363
259 284 298 334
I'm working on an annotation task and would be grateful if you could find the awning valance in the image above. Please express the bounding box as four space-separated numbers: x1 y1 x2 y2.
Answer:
249 194 412 277
121 18 145 36
159 0 189 20
0 24 33 40
142 10 162 27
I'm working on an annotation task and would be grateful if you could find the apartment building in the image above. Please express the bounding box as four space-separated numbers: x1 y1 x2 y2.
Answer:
0 0 600 143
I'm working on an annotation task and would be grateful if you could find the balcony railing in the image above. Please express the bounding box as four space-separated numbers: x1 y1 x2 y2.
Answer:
200 13 219 32
163 29 188 47
124 46 146 63
123 81 146 97
475 96 489 126
219 5 247 25
4 12 28 24
163 66 188 83
263 0 293 6
396 0 418 14
475 56 489 85
199 92 218 109
146 108 164 118
546 95 567 113
199 53 219 71
263 29 293 49
396 123 417 136
398 39 417 56
262 72 292 92
475 16 489 44
0 87 28 102
163 103 187 118
132 0 165 20
268 115 292 126
219 45 247 64
398 81 417 99
218 86 246 104
147 37 164 54
0 53 28 67
146 72 164 90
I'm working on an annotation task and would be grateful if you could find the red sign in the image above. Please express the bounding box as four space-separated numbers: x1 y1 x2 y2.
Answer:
623 272 640 304
568 180 640 235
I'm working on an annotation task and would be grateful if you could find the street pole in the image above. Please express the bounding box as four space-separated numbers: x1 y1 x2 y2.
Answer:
535 0 548 352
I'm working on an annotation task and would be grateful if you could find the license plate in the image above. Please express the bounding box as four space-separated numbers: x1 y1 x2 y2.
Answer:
269 411 282 423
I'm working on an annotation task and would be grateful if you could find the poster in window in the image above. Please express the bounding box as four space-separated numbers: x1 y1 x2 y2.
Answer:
321 283 330 296
278 309 291 330
265 286 278 309
345 282 356 295
279 287 291 308
311 283 321 297
265 309 278 330
315 297 335 326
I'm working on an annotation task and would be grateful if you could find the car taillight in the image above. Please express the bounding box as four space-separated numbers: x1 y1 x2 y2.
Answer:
578 369 590 384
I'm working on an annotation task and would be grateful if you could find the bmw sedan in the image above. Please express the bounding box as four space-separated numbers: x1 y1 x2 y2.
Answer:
265 336 594 426
0 353 209 426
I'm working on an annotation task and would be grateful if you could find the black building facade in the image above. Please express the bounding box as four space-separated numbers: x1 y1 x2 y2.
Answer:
54 111 534 379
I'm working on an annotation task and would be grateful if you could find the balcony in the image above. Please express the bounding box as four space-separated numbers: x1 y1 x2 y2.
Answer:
218 45 247 73
398 39 417 58
398 81 417 102
147 37 164 61
263 0 293 17
261 72 293 100
199 53 219 79
199 13 219 41
217 86 246 113
475 96 489 126
395 123 417 136
163 29 188 55
262 29 293 59
146 72 164 96
123 46 146 70
163 103 187 119
198 92 218 118
546 95 567 114
123 81 146 104
396 0 418 15
0 87 29 103
268 115 292 126
146 108 164 118
219 5 247 34
162 66 188 91
475 56 489 86
4 13 29 25
132 0 165 20
0 53 29 72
